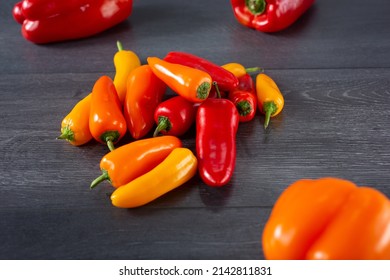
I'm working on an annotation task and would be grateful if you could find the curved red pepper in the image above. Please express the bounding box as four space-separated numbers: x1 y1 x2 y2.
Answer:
14 0 133 44
231 0 315 33
153 96 197 137
164 51 239 92
196 83 239 187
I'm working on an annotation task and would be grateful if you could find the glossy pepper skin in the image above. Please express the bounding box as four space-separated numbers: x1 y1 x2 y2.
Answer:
153 96 197 137
89 76 127 151
123 65 166 139
147 57 212 103
231 0 315 33
196 83 239 187
20 0 92 20
12 1 25 24
113 41 141 104
90 136 182 189
14 0 133 44
58 93 92 146
111 148 198 208
228 90 257 122
263 178 390 260
164 51 239 92
256 73 284 128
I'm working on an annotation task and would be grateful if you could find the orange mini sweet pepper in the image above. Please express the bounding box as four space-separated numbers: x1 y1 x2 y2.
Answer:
90 135 182 189
147 57 212 103
256 73 284 129
111 147 197 208
89 75 127 151
123 65 166 140
262 177 390 260
58 93 92 146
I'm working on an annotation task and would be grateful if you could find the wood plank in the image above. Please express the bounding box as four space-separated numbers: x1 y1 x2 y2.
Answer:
0 207 269 259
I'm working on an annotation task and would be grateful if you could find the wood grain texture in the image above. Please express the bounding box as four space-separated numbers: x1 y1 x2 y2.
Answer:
1 0 390 260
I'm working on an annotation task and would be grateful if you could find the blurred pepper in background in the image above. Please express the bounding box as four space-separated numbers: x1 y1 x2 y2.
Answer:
12 0 133 44
231 0 315 33
262 178 390 259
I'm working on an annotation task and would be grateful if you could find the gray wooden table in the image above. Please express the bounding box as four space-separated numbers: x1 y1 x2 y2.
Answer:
1 0 389 259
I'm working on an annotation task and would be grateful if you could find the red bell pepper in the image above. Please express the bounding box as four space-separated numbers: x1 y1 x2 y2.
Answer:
164 51 239 92
196 83 239 187
230 0 315 33
13 0 133 44
153 96 197 137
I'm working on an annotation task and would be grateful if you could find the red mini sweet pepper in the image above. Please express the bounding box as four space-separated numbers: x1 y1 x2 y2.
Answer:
230 0 315 33
196 83 239 187
153 96 198 137
228 90 257 122
13 0 133 44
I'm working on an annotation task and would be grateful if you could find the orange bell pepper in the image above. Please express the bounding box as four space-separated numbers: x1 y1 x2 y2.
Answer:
262 177 390 260
123 65 166 139
147 56 212 103
255 73 284 129
90 135 182 189
113 41 141 104
58 93 92 146
89 75 127 151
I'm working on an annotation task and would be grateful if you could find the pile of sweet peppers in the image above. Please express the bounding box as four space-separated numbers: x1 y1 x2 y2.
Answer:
58 41 284 207
58 43 390 260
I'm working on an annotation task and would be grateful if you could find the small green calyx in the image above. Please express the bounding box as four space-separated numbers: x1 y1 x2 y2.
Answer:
263 101 277 129
236 101 253 116
57 126 74 142
246 0 267 15
197 82 211 100
153 116 172 137
101 131 120 151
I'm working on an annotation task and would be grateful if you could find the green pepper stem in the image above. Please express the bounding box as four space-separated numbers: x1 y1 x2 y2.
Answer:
106 138 115 152
246 0 267 15
153 116 170 137
263 101 277 129
117 41 123 51
90 170 110 189
57 132 68 140
213 81 222 99
245 67 264 74
100 131 120 152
